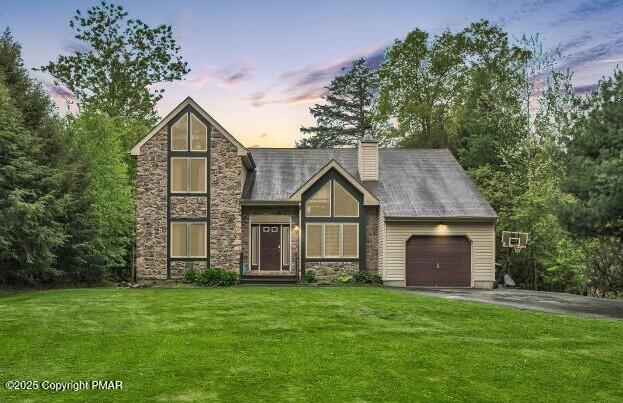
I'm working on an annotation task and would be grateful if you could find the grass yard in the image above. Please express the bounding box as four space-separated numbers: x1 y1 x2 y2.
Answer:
1 287 622 402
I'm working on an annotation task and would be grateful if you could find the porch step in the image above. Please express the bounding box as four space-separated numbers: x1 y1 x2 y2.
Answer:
240 275 298 285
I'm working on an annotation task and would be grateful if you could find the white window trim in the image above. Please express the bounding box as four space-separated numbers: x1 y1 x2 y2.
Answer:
305 223 324 258
305 182 332 218
170 222 207 258
333 181 359 217
341 223 359 258
170 157 208 194
190 113 208 151
171 113 189 151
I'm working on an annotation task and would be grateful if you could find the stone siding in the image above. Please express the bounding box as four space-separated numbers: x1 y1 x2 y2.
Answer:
241 206 300 273
170 261 208 280
170 196 208 218
365 206 379 274
306 262 358 281
209 130 242 270
136 128 168 280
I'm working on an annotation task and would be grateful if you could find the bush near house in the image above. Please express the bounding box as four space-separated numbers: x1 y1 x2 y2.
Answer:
184 266 238 287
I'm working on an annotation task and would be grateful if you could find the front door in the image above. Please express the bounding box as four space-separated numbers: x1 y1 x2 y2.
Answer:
260 225 281 270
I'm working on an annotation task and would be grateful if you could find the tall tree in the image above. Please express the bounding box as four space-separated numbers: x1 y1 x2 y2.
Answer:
297 58 378 148
564 70 623 241
41 1 189 123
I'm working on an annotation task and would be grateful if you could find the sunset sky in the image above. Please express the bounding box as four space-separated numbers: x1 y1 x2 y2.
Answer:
1 0 622 147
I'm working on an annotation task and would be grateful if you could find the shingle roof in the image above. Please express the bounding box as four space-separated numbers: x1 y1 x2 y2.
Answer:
244 148 497 219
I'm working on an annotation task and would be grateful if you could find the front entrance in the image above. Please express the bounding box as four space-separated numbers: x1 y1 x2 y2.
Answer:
260 225 281 270
250 224 291 272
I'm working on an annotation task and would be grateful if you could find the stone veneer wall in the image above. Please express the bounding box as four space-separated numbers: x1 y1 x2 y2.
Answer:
136 127 168 279
209 130 243 270
241 206 300 273
170 196 208 218
170 261 207 280
365 206 379 274
306 262 358 281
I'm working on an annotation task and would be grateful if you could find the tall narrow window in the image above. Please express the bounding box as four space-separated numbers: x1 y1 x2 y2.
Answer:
306 224 323 257
334 182 359 217
324 224 340 257
251 226 259 267
306 182 331 217
171 113 188 150
190 113 208 151
171 223 187 258
342 224 358 258
190 159 206 192
189 223 206 257
171 158 188 192
281 227 290 268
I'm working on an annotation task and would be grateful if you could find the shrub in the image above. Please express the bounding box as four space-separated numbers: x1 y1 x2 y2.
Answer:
304 270 317 283
353 271 382 285
337 274 354 284
186 266 237 286
183 264 199 283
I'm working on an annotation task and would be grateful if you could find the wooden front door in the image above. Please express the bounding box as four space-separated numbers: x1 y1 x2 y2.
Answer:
260 225 281 270
406 236 471 287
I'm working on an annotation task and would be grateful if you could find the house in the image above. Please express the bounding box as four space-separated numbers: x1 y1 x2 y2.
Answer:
130 97 497 287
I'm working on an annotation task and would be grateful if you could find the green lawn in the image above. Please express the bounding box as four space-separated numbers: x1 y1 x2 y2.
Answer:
1 287 622 402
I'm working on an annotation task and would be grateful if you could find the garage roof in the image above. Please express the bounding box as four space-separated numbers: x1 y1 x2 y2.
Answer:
242 148 497 219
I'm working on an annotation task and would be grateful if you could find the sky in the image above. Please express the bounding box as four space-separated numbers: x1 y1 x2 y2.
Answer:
1 0 622 147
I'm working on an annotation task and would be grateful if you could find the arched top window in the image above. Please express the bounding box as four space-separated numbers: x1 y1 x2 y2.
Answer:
305 180 359 217
170 112 208 151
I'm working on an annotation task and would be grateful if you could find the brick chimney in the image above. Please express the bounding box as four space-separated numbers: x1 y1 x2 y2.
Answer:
358 133 379 181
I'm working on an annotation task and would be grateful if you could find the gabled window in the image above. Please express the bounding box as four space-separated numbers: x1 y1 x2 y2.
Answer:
334 182 358 217
305 182 331 217
171 112 207 151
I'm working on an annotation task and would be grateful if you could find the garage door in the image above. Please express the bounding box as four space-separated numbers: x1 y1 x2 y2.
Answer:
406 236 471 287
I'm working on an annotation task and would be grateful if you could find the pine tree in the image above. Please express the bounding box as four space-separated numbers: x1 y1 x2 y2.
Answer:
297 58 378 148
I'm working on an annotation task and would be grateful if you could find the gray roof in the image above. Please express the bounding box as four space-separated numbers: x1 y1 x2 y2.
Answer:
244 148 496 219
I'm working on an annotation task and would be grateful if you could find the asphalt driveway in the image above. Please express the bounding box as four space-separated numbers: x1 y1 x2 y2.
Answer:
406 287 623 320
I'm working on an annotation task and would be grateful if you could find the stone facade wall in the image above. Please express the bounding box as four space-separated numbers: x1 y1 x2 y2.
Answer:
306 262 358 281
241 206 300 273
170 196 208 218
136 128 168 280
209 130 243 270
365 206 379 274
170 261 208 280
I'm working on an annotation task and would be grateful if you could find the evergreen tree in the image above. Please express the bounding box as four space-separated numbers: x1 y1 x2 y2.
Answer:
565 70 623 241
297 58 378 148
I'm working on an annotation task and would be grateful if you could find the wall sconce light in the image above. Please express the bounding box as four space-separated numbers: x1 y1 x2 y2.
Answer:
293 225 300 234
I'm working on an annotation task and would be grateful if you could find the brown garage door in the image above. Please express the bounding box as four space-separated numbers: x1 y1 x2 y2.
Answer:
406 236 471 287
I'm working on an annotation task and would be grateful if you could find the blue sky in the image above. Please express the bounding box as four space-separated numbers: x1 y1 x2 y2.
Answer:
1 0 622 146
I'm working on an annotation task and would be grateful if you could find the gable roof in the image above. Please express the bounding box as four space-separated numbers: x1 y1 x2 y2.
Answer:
242 148 497 219
130 97 249 158
288 159 379 205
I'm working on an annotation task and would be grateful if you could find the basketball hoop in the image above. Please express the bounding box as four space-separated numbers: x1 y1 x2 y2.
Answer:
502 231 528 253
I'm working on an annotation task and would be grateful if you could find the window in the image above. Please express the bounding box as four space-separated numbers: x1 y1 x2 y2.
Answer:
306 224 323 257
305 182 331 217
342 224 358 258
305 180 359 217
170 222 206 258
251 226 259 266
191 114 207 151
171 113 188 150
171 158 206 193
334 182 359 217
281 227 290 267
305 223 358 258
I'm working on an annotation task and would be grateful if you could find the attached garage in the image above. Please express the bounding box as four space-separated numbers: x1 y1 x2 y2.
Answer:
405 236 471 287
380 219 496 288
